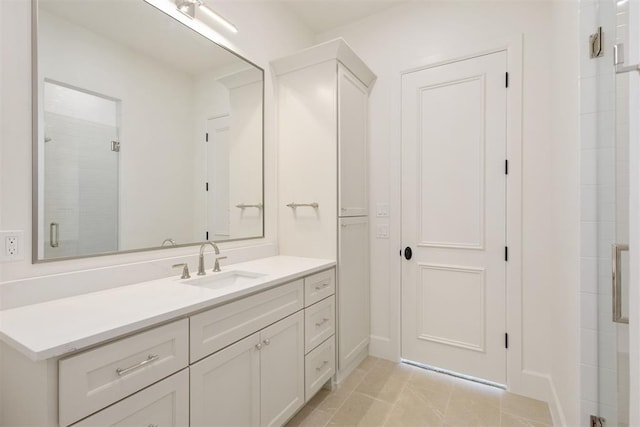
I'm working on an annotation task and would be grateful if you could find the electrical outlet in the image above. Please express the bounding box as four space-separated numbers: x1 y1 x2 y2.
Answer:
1 230 24 261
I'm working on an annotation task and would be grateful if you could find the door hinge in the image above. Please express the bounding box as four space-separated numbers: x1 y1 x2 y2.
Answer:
505 333 509 349
505 72 509 88
505 159 509 175
110 140 120 152
206 231 209 240
206 182 209 191
505 246 508 261
590 415 606 427
205 133 209 142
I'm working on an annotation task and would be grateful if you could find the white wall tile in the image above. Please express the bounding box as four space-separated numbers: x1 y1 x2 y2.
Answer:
581 148 598 185
581 221 598 257
581 257 598 293
581 185 598 221
581 291 599 330
581 363 599 401
582 328 598 366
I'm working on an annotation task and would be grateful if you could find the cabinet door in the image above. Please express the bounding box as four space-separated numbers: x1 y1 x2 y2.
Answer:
73 369 188 427
190 333 261 427
338 216 370 370
260 311 305 427
338 64 369 217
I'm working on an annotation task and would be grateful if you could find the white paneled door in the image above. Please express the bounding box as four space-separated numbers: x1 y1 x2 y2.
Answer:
401 51 508 384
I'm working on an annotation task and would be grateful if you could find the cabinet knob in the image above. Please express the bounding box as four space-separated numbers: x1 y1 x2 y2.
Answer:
263 339 271 346
255 343 263 350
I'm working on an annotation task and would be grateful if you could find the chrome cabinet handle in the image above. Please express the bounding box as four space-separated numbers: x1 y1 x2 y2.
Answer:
263 339 271 346
236 202 263 209
314 282 330 291
286 202 319 209
116 354 159 376
50 222 59 248
612 244 629 324
316 361 329 371
255 343 263 350
315 318 330 327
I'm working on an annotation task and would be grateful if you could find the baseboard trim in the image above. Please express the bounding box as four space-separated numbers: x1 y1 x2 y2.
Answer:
521 370 566 426
369 335 398 361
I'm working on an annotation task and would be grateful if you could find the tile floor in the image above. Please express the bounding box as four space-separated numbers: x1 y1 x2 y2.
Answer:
286 357 553 427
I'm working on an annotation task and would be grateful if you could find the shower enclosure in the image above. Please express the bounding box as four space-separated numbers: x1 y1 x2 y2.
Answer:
580 0 635 425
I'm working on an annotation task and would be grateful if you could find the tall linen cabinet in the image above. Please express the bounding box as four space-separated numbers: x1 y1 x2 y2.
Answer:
272 39 376 379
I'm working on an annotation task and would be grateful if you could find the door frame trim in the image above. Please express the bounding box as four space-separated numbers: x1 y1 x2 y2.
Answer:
389 34 523 392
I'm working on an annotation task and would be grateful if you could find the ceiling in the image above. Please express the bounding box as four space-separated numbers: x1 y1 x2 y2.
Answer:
280 0 407 34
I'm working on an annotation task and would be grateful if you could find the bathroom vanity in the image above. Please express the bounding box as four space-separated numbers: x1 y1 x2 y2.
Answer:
0 256 336 426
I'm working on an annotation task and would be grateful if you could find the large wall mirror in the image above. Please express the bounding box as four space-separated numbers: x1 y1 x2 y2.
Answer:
33 0 264 262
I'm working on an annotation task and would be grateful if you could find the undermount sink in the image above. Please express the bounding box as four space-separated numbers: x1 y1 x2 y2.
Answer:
181 270 265 289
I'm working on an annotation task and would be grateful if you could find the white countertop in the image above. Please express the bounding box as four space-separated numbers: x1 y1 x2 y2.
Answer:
0 256 335 362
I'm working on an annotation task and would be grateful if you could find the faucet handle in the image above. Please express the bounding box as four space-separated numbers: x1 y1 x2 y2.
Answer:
213 256 227 273
172 263 191 279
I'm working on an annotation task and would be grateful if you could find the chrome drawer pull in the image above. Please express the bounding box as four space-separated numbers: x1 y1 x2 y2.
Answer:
314 282 330 290
315 361 329 371
315 318 330 327
116 354 159 376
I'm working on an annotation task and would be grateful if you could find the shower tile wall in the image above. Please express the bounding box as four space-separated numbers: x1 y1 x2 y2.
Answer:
579 0 621 425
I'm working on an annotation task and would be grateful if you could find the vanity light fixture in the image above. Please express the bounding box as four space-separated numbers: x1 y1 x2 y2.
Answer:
175 0 238 33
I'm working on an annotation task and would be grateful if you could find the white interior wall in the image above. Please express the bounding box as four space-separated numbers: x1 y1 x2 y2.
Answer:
0 1 313 283
550 2 580 425
315 2 579 424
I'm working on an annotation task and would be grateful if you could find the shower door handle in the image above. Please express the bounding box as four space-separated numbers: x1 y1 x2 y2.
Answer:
612 243 629 324
50 222 59 248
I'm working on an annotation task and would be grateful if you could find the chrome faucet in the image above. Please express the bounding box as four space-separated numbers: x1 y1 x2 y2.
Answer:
198 241 220 275
161 238 176 247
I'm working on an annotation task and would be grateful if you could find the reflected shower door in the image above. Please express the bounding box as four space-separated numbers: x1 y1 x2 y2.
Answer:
43 81 120 258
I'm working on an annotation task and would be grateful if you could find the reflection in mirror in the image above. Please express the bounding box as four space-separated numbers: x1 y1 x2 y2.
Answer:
34 0 264 261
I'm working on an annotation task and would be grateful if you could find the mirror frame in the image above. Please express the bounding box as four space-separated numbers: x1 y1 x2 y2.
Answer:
31 0 265 263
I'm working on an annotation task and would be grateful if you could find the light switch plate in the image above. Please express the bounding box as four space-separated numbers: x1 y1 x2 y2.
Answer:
376 203 390 218
376 224 390 239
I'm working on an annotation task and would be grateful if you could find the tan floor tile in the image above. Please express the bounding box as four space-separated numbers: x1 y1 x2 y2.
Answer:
500 412 552 427
356 364 413 404
359 356 382 372
286 407 334 427
501 393 552 424
312 387 354 414
327 392 393 427
450 377 503 409
286 405 316 426
409 368 454 398
443 385 501 427
383 385 446 426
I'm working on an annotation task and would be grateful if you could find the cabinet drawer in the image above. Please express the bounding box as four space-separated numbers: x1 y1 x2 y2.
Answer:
72 369 189 426
304 268 335 307
59 319 189 427
304 295 335 353
190 280 304 362
304 336 335 402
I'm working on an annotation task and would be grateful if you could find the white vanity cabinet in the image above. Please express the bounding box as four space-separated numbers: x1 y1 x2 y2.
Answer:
273 38 376 379
0 260 337 427
72 369 189 427
59 319 189 426
189 286 306 427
